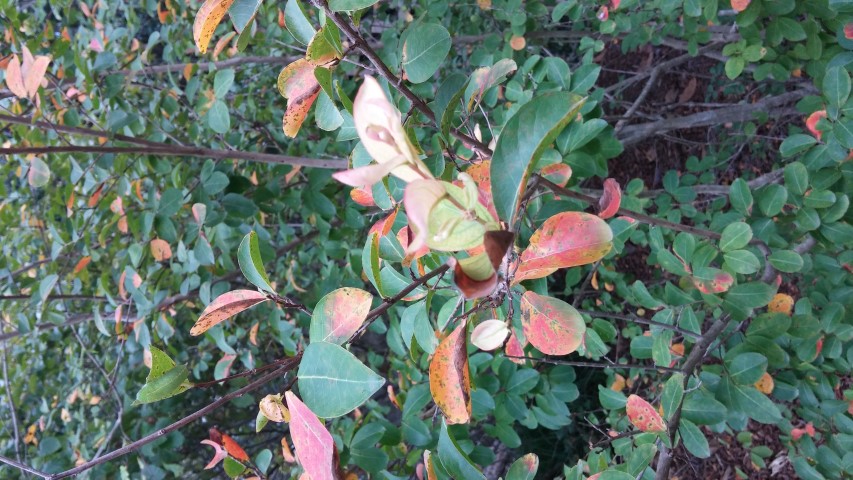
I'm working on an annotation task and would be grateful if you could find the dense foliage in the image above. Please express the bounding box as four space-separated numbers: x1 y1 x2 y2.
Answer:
2 0 853 479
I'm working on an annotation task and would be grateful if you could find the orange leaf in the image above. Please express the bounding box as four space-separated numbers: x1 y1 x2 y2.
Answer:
520 291 586 356
368 207 399 238
281 436 296 463
118 270 142 299
510 35 526 50
4 54 26 98
278 58 322 138
598 178 621 219
150 238 172 261
626 394 667 432
217 430 249 462
754 372 774 394
350 187 376 207
806 110 827 140
514 212 613 283
189 290 268 336
285 391 336 480
88 183 104 208
429 321 472 424
192 0 235 54
73 256 91 274
768 293 794 316
465 161 498 220
731 0 750 12
212 31 237 60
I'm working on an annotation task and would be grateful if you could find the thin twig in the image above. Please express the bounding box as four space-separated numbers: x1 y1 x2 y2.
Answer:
1 343 22 462
0 455 51 479
507 356 682 373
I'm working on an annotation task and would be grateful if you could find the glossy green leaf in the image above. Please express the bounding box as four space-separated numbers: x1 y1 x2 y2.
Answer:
238 231 274 293
779 134 817 157
729 178 752 215
719 222 752 252
723 249 761 274
228 0 262 33
768 250 804 272
661 373 684 420
134 365 189 405
329 0 379 11
758 184 788 217
284 0 315 45
725 282 776 309
491 92 585 224
437 420 486 480
784 161 809 196
297 342 385 418
679 419 710 458
401 23 451 84
727 352 767 384
824 66 851 108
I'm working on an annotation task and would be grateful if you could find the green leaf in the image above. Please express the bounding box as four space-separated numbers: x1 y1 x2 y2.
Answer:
437 420 487 480
834 119 853 149
284 0 315 45
723 249 761 274
491 92 585 224
238 231 274 293
725 57 745 79
27 157 50 187
401 23 452 84
598 471 635 480
768 250 804 273
315 91 343 131
213 69 235 98
725 282 776 309
297 342 385 418
329 0 379 11
223 457 247 478
505 453 539 480
158 188 184 217
134 365 189 405
229 0 262 34
208 100 231 134
758 184 787 217
679 419 710 458
729 178 753 215
719 222 752 252
824 66 851 108
38 274 58 305
661 373 684 420
203 171 229 195
784 161 809 196
719 379 781 424
433 73 468 139
681 392 727 425
727 352 767 384
780 134 817 157
147 346 176 382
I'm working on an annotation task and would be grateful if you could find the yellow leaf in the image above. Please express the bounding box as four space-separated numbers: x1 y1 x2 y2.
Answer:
754 372 774 394
192 0 236 54
768 293 794 316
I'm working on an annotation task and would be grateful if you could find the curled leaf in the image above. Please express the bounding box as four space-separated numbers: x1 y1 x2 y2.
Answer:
626 394 667 432
201 439 228 470
450 255 497 299
520 292 586 356
260 394 291 423
429 321 472 424
190 290 268 336
193 0 236 54
598 178 621 219
471 320 509 351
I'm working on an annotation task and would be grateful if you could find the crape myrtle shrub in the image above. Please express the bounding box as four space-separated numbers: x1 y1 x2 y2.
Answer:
1 0 853 479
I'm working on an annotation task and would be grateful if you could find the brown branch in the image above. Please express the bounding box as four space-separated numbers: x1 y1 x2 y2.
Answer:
507 356 682 373
108 55 297 76
193 355 301 389
1 345 22 463
0 455 51 479
0 145 346 169
0 294 106 301
47 357 300 480
312 0 493 157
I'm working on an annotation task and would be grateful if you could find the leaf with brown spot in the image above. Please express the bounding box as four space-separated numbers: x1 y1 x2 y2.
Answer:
190 289 268 336
598 178 621 219
626 394 667 432
505 453 539 480
520 291 586 356
260 394 291 423
150 238 172 261
754 372 774 394
192 0 236 54
514 212 612 283
308 287 373 345
429 321 472 424
691 267 734 294
277 58 322 138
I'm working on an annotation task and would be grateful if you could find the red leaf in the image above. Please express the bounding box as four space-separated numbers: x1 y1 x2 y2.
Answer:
598 178 621 219
278 59 322 138
505 331 527 364
285 391 336 480
520 292 586 356
190 290 268 336
597 5 609 21
514 212 613 283
626 394 667 432
429 321 472 424
846 23 853 40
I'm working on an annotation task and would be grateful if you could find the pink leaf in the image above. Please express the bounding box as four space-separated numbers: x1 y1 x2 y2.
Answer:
368 207 399 238
505 331 527 364
333 158 404 188
200 440 228 469
626 394 667 432
285 391 336 480
514 212 613 283
403 179 446 253
190 290 268 336
520 292 586 356
598 178 622 219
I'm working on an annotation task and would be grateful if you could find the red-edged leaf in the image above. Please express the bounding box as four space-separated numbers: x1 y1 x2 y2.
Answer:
598 178 621 219
846 23 853 40
514 212 612 283
520 292 586 356
201 439 228 469
597 5 609 21
626 394 667 432
691 268 734 294
505 331 527 364
350 187 376 207
285 391 336 480
471 320 509 351
806 110 827 140
429 321 472 424
277 59 322 138
309 287 373 344
540 163 572 187
398 226 429 267
190 290 268 336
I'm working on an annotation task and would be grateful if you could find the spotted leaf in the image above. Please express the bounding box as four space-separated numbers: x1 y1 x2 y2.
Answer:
429 321 472 424
193 0 236 54
520 292 586 356
277 58 323 138
691 267 734 294
308 287 373 345
626 394 667 432
190 290 268 336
